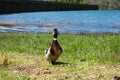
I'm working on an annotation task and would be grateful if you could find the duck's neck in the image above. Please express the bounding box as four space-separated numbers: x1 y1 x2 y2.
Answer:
53 34 58 40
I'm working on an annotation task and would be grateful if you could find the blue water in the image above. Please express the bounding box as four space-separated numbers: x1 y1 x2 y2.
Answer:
0 10 120 34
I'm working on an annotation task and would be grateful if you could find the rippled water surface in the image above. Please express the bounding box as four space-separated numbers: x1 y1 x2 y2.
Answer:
0 10 120 34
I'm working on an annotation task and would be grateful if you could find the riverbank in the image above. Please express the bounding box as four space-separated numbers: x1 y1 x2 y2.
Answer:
0 1 98 14
0 33 120 80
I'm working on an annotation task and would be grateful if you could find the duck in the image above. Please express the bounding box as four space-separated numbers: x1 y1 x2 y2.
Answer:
45 28 62 65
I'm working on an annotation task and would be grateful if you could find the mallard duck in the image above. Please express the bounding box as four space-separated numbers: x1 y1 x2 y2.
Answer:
45 28 62 65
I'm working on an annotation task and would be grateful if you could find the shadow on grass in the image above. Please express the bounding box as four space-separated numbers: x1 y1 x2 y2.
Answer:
54 61 71 66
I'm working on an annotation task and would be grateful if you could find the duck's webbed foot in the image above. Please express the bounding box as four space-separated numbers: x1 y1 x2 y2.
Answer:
49 60 53 65
49 60 56 65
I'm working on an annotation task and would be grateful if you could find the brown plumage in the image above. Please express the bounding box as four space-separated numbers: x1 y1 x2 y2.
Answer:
45 28 62 65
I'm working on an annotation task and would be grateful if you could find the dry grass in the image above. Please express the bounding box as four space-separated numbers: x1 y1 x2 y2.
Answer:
0 53 120 80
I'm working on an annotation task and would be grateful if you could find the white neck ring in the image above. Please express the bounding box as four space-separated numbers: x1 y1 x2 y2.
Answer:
53 38 57 40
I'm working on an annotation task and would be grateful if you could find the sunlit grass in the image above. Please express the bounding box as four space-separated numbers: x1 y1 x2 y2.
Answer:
0 33 120 80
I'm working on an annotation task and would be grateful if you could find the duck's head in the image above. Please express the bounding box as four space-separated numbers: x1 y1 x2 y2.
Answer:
52 28 58 38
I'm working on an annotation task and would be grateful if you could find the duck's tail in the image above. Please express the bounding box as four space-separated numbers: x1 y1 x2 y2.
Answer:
45 47 51 61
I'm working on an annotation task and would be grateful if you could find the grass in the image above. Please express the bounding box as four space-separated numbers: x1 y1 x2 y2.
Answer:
0 33 120 80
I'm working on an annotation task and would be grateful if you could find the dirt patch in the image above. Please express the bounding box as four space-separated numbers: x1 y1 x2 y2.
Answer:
57 73 81 80
7 54 55 79
9 64 54 79
6 54 119 80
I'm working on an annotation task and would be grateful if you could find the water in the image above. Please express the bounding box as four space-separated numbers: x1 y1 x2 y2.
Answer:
0 10 120 34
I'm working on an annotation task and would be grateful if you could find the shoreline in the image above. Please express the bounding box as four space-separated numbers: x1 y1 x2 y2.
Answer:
0 31 120 35
0 1 98 14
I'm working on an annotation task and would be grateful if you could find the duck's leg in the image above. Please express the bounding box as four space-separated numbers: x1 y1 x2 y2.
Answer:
52 61 56 64
49 60 53 65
